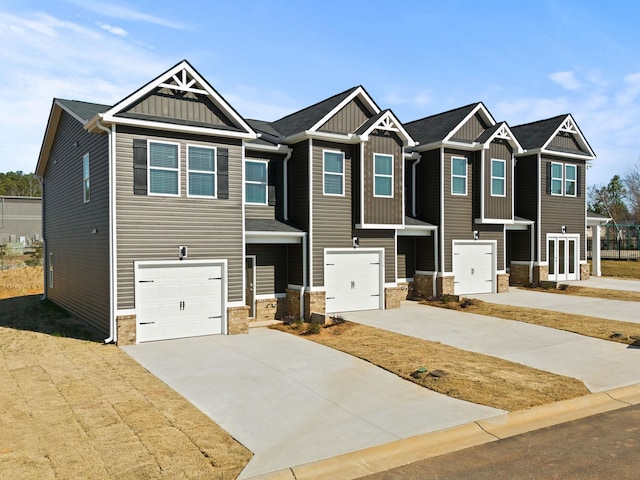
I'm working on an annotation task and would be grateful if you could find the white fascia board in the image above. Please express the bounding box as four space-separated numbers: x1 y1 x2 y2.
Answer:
94 115 256 139
245 142 292 154
539 148 595 161
474 218 515 225
102 60 256 136
308 86 381 133
443 103 496 142
443 141 481 151
586 217 611 226
356 223 404 229
397 228 433 237
245 232 304 244
283 130 360 144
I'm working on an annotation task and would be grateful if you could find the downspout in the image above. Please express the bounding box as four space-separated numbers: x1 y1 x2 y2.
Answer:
300 232 307 320
94 118 116 344
34 178 46 300
283 148 292 221
529 223 535 283
433 226 439 297
411 154 421 217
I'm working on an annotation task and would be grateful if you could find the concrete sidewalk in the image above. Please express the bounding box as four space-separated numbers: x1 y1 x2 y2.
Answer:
466 288 639 323
124 328 502 479
569 276 640 292
345 301 640 393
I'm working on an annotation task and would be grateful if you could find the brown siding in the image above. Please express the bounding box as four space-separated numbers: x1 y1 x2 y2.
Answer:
514 154 538 221
43 111 110 334
287 243 303 286
539 155 587 262
549 133 586 155
354 229 396 284
319 97 370 134
362 132 404 225
397 236 415 279
114 126 244 310
415 235 436 271
415 149 441 225
484 141 513 220
246 244 288 294
451 113 486 141
124 89 236 129
311 140 353 287
287 141 310 231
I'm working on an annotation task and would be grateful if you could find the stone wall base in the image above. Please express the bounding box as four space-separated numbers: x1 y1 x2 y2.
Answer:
304 290 326 321
533 264 549 284
385 285 408 309
509 263 530 285
252 297 286 322
412 274 434 299
437 276 455 296
116 315 136 346
284 289 301 319
580 263 590 280
227 306 249 335
497 273 510 293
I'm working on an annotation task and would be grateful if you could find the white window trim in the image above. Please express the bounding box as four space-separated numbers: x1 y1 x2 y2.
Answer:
323 150 345 196
550 161 564 196
490 158 506 197
186 144 217 199
373 153 394 198
565 164 577 197
83 152 90 203
451 156 467 196
245 159 269 205
148 140 181 197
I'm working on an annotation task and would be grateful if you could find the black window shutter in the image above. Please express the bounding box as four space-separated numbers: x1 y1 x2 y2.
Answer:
217 148 229 199
577 165 582 196
268 160 277 206
133 139 147 195
545 161 551 195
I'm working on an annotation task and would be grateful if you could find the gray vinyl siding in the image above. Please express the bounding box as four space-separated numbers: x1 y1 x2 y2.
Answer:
362 132 404 225
415 149 441 225
548 133 587 155
246 244 288 295
443 149 473 272
319 97 370 134
484 141 513 220
514 154 538 221
42 110 110 334
397 236 415 279
122 89 236 129
354 229 396 284
539 155 586 262
312 140 354 287
114 126 244 309
287 141 310 231
415 235 436 271
451 113 486 141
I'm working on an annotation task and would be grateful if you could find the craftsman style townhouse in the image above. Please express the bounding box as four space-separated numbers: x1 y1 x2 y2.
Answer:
36 60 596 345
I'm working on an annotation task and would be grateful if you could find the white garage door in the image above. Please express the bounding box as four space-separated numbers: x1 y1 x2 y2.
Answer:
452 242 495 295
136 261 224 343
325 250 382 313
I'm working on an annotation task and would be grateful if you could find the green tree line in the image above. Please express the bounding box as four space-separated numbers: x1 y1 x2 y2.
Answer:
0 171 41 197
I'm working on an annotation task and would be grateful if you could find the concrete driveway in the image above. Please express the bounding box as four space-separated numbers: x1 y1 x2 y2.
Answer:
466 288 639 323
569 276 640 292
345 302 640 393
124 327 502 479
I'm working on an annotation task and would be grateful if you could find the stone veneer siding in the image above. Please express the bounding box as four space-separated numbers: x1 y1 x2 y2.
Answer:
304 290 326 321
437 275 455 296
116 315 136 346
580 263 590 280
384 285 407 309
227 306 249 334
412 274 434 299
509 263 530 285
252 298 286 322
533 264 549 283
497 273 510 293
284 289 301 319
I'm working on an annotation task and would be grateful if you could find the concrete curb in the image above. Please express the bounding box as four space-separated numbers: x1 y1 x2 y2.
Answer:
245 384 640 480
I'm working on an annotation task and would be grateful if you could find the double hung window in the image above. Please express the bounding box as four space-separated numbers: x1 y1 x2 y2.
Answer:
374 154 393 197
491 159 505 197
323 151 344 195
451 157 467 195
245 160 268 204
149 142 180 196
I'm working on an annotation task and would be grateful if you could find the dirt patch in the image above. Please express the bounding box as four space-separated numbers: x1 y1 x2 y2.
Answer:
271 321 588 412
424 297 640 346
0 293 252 479
0 265 43 299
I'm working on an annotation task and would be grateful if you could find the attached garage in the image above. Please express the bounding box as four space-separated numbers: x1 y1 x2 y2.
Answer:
324 249 383 313
452 241 495 294
135 260 226 343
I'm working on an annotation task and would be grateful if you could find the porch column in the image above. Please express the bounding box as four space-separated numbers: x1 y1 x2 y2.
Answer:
593 225 602 277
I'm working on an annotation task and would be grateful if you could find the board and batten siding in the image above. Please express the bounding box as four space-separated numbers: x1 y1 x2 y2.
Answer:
484 141 513 220
319 97 371 134
123 89 236 129
114 127 244 310
362 132 404 225
246 244 288 295
43 110 111 334
451 113 486 141
355 229 396 284
311 140 354 287
548 133 586 155
539 155 587 262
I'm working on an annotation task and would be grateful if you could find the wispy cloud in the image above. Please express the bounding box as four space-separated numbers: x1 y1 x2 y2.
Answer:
97 22 128 37
549 71 582 91
383 90 432 108
65 0 186 29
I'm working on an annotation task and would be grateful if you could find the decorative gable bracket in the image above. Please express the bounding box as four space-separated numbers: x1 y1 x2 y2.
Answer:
158 68 209 96
358 110 417 147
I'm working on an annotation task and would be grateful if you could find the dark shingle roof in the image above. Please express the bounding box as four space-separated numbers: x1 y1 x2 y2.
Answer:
475 122 504 144
511 115 566 149
405 103 480 145
404 216 436 228
56 99 110 123
354 109 389 135
245 219 304 233
246 119 283 146
270 86 361 137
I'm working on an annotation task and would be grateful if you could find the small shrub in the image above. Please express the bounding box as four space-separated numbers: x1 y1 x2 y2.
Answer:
303 322 321 335
281 315 298 326
427 295 443 302
558 283 569 291
459 297 477 308
331 314 346 325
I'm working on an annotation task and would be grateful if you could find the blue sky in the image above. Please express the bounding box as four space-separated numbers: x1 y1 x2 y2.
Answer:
1 0 639 187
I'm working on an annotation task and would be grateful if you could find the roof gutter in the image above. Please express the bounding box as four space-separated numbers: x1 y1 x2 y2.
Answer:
284 130 361 145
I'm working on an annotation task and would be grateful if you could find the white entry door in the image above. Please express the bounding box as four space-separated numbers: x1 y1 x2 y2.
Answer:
136 261 225 343
452 241 496 294
548 235 579 281
325 250 383 313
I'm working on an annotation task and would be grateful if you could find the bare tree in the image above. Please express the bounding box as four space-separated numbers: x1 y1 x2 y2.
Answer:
624 163 640 222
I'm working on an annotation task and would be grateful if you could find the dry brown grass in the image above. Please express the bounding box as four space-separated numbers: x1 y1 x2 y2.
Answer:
599 259 640 279
0 265 44 299
523 284 640 303
0 292 252 479
424 298 640 346
271 322 588 412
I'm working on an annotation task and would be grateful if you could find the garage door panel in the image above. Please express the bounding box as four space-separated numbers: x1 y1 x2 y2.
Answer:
453 243 495 295
325 251 382 313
